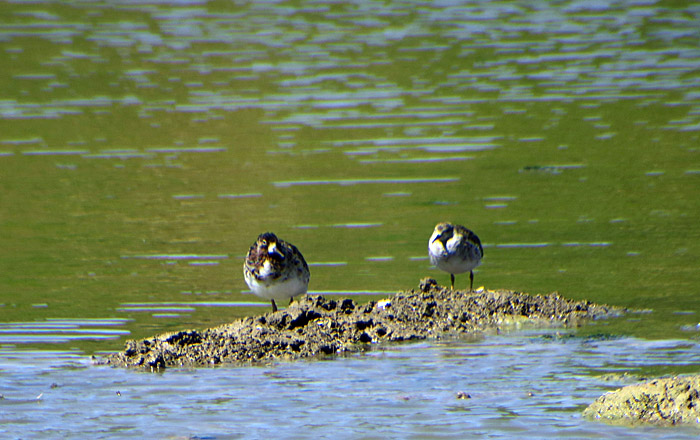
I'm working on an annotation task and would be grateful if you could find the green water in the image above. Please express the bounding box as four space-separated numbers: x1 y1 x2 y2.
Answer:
1 0 699 353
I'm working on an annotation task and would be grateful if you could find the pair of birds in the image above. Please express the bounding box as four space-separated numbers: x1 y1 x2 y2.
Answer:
244 222 484 312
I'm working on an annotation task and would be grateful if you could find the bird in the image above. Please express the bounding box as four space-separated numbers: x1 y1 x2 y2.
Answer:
243 232 310 312
428 222 483 291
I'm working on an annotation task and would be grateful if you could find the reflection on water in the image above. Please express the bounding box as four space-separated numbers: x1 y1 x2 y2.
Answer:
272 177 460 187
0 319 131 344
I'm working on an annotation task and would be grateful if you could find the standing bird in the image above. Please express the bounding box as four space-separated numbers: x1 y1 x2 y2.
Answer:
243 232 310 312
428 222 483 291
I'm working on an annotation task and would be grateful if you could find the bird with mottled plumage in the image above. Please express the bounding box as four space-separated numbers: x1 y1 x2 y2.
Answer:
243 232 310 312
428 222 483 291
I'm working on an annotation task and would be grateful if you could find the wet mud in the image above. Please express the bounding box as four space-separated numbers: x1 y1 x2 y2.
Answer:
104 278 620 369
584 375 700 426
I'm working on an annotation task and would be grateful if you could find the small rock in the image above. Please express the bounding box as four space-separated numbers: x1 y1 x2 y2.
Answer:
376 299 391 310
419 277 438 292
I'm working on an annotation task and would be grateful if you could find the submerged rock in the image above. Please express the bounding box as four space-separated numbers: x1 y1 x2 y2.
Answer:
584 375 700 426
104 278 620 369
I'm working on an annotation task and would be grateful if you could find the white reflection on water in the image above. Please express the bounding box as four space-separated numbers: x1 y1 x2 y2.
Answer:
332 222 382 228
307 262 348 267
146 146 227 153
364 256 394 262
383 191 412 197
272 177 460 187
217 193 263 199
117 301 269 316
485 242 612 248
309 290 395 296
171 194 205 200
82 150 154 159
121 254 229 260
357 155 472 163
0 319 131 344
117 306 196 313
293 222 384 229
21 149 89 156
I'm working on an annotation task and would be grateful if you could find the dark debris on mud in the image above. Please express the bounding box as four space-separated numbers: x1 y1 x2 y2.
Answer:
104 278 621 369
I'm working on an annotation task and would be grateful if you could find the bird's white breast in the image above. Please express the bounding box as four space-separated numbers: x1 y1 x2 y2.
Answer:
246 275 308 301
428 231 480 274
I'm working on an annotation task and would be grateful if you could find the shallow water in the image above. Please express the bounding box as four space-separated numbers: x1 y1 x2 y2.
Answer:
1 0 700 436
3 331 700 439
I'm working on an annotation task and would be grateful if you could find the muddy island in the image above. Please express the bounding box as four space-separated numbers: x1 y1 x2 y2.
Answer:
104 278 620 369
584 376 700 426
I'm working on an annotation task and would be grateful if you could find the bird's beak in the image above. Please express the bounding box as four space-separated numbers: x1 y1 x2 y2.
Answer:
268 242 284 259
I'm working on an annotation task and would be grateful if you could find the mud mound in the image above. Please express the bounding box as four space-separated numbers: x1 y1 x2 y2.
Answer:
105 278 620 369
584 375 700 426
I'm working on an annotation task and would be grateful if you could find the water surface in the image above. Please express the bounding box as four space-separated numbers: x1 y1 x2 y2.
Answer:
3 331 700 439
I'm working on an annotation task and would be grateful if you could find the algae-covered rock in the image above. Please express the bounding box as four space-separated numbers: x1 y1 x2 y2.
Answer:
584 375 700 426
104 278 620 369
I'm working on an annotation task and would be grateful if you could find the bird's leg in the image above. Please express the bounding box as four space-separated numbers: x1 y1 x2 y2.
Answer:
450 273 455 290
271 299 278 312
469 271 474 292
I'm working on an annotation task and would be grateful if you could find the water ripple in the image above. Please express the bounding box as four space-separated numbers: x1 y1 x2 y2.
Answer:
272 177 460 187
